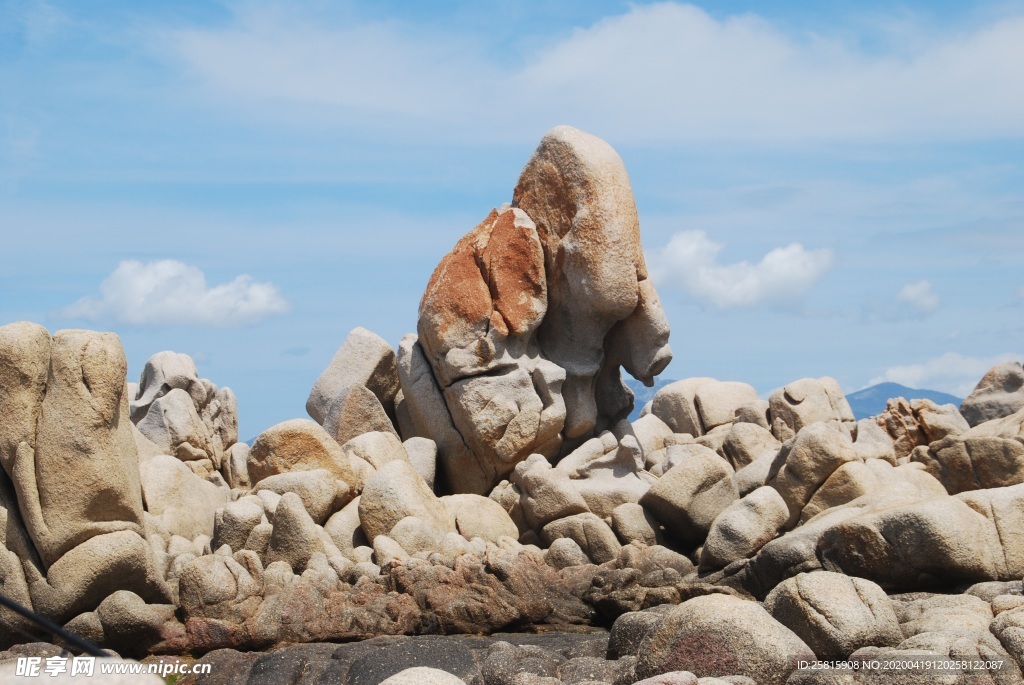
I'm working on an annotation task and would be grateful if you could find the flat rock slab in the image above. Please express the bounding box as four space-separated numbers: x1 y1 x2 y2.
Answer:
174 632 609 685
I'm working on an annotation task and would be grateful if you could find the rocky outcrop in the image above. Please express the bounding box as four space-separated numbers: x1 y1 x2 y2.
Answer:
6 126 1024 685
131 351 238 476
0 323 167 629
406 127 672 494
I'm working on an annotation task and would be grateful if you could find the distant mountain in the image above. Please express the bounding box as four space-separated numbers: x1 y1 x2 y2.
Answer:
845 382 962 420
624 377 676 421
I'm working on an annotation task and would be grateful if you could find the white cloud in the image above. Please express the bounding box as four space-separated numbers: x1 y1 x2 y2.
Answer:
646 230 833 309
58 260 289 327
163 3 1024 142
896 280 940 312
868 352 1022 397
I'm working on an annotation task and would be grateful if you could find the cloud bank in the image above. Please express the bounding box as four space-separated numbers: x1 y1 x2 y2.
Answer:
165 3 1024 142
59 259 289 327
869 352 1023 397
647 230 833 309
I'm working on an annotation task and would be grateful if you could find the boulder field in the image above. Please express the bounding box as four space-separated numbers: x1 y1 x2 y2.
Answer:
2 127 1024 684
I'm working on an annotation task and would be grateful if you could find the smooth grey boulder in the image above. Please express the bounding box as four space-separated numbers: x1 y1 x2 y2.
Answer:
960 361 1024 427
699 486 788 573
763 571 902 658
542 512 621 564
633 594 813 685
768 377 854 442
640 447 737 546
306 326 399 425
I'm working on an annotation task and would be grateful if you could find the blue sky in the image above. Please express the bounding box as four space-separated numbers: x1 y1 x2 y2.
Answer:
2 0 1023 440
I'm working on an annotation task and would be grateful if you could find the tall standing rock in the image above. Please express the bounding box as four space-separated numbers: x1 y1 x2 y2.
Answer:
409 127 673 494
0 323 166 622
28 330 147 566
513 125 672 440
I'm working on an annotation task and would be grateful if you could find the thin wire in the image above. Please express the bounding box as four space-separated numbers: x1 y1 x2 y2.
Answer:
0 593 107 657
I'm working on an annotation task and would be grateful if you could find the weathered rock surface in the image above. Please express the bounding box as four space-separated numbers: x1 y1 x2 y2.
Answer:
0 323 167 625
513 126 672 441
633 594 813 684
406 128 673 495
247 419 356 486
768 377 854 442
640 447 737 547
131 350 238 472
141 454 231 540
358 460 455 541
763 571 902 659
961 361 1024 427
306 327 399 426
765 422 858 528
10 127 1024 683
910 408 1024 494
816 495 1009 589
698 486 787 573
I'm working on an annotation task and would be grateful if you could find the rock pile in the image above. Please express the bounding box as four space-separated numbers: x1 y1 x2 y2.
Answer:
2 127 1024 684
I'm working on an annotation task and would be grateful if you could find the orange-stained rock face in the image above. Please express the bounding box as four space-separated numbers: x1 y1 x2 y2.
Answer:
418 206 546 388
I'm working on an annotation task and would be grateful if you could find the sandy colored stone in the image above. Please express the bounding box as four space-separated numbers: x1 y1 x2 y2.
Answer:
957 482 1024 578
141 454 230 540
912 430 1024 494
395 334 482 494
442 493 519 542
546 537 591 569
764 571 902 658
379 667 466 685
322 383 398 446
721 422 781 470
253 469 343 525
212 496 264 554
766 423 859 528
247 418 355 485
542 512 621 564
11 329 147 576
358 460 455 541
769 377 854 442
514 454 590 530
960 361 1024 427
611 502 665 547
266 492 324 572
694 381 758 432
651 378 715 436
699 486 788 573
817 496 1006 589
640 447 737 546
323 496 367 557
